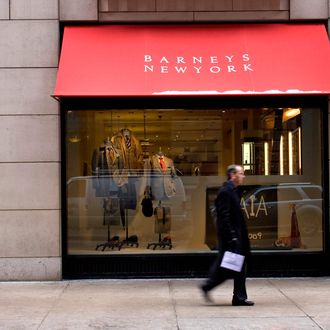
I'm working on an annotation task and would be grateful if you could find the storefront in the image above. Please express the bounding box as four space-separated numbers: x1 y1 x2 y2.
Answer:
54 24 330 279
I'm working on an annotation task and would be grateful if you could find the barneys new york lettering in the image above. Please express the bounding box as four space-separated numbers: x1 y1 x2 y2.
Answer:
144 54 254 74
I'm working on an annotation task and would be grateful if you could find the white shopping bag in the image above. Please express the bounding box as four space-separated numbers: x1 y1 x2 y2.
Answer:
220 251 245 272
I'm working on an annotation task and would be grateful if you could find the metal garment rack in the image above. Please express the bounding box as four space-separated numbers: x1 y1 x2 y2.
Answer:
147 201 172 250
117 208 139 249
95 198 120 251
95 224 120 251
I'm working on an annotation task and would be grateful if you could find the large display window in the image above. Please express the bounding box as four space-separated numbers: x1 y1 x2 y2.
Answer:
65 107 324 256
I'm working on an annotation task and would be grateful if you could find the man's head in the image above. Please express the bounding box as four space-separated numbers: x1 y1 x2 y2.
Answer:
226 164 245 186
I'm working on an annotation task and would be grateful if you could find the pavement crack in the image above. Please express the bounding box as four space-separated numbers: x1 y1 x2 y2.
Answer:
168 280 180 330
36 281 70 330
268 279 323 330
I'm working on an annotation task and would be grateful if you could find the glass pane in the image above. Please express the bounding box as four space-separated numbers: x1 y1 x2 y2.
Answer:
65 107 323 255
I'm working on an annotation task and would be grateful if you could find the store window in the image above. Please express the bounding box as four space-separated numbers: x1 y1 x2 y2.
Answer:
65 107 323 255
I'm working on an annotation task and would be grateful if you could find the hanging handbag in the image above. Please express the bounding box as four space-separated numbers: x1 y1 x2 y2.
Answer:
141 185 153 217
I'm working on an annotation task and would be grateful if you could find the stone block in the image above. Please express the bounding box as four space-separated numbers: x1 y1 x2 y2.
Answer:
0 21 58 67
107 0 155 11
11 0 58 19
0 163 60 210
195 10 289 21
0 210 60 257
193 0 233 11
0 69 58 115
0 115 59 162
156 0 194 11
280 0 289 10
290 0 328 20
99 0 109 11
99 11 194 22
233 0 288 10
60 0 98 21
0 257 61 280
0 0 9 19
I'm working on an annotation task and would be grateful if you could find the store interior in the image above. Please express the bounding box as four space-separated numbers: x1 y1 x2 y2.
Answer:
65 107 323 254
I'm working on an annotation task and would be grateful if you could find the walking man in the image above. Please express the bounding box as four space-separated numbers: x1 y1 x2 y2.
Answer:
200 164 254 306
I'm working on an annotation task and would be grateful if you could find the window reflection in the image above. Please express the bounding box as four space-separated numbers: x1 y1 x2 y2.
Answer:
66 107 323 254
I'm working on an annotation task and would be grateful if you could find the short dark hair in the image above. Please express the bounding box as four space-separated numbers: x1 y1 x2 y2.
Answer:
226 164 239 179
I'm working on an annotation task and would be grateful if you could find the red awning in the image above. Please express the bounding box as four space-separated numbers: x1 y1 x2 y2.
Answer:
54 24 330 97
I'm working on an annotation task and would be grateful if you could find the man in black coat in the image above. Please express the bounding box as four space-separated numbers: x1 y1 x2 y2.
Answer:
200 164 254 306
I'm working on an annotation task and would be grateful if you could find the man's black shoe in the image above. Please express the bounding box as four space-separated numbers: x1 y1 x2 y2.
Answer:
199 285 213 303
232 299 254 306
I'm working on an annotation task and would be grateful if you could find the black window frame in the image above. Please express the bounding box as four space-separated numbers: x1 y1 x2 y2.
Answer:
60 95 330 279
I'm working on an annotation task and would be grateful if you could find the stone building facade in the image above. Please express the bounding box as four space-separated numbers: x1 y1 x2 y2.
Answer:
0 0 329 280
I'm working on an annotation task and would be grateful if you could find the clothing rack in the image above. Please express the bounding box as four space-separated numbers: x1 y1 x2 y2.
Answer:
95 224 120 251
118 208 139 250
93 140 122 251
147 232 172 250
93 133 140 251
95 198 120 251
147 201 172 250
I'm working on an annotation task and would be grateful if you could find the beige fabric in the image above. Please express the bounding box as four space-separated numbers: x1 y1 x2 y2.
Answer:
154 206 171 233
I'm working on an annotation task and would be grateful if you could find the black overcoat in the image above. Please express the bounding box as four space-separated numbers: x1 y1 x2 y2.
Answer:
215 180 251 257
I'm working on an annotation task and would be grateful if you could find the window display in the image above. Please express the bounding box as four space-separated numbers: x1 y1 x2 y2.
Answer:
66 107 323 255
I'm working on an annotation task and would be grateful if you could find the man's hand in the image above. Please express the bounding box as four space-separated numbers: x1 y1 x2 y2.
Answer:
228 237 239 252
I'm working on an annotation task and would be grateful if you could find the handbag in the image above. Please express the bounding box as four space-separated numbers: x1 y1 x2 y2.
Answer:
220 251 245 272
141 185 153 217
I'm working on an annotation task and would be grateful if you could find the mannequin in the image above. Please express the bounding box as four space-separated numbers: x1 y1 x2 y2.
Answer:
146 150 177 250
150 151 177 200
111 128 143 172
110 128 143 249
92 138 124 251
91 138 123 197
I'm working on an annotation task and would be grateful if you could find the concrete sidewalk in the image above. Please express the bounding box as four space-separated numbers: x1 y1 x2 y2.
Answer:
0 278 330 329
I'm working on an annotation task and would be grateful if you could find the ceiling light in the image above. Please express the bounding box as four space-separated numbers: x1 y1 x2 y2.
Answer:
68 136 81 143
283 108 301 122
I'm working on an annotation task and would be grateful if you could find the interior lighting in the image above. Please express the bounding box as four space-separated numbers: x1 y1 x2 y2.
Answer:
280 135 284 175
68 135 81 143
288 131 293 175
264 142 269 175
283 108 301 122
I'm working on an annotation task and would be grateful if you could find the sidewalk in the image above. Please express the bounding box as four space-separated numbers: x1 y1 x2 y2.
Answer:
0 277 330 329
